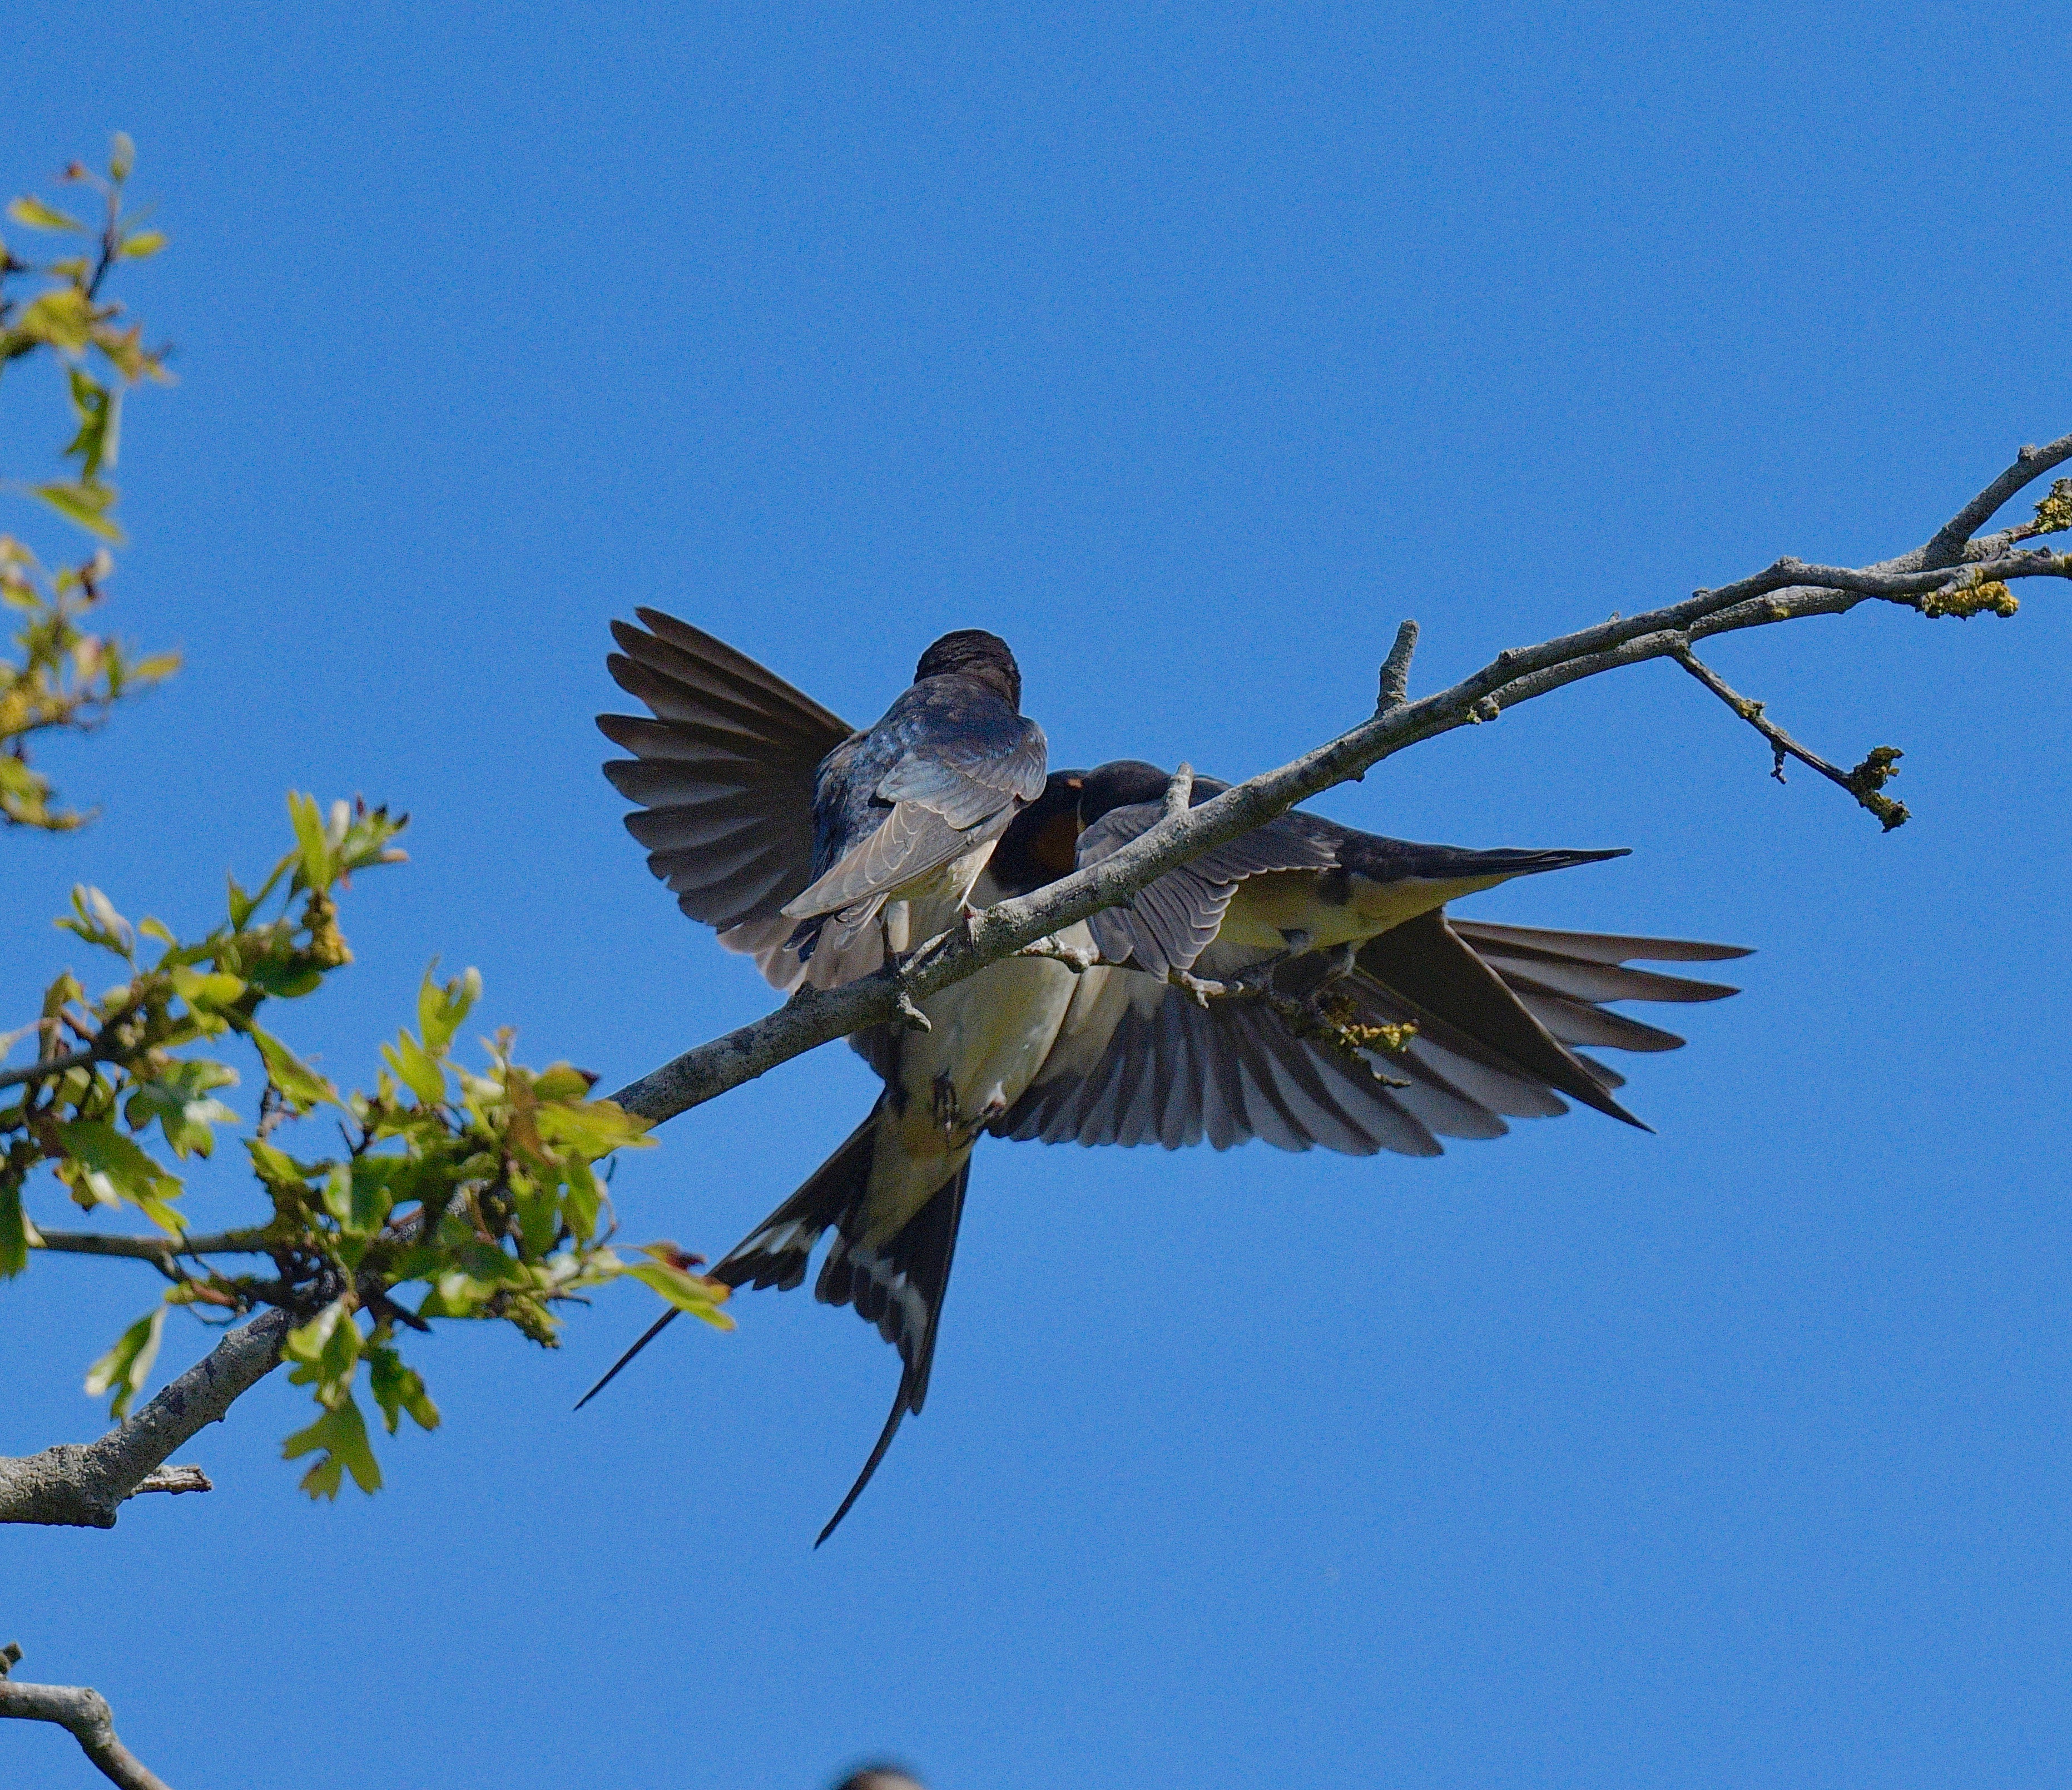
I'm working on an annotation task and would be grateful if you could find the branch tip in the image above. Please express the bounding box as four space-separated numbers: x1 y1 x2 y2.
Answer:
1377 619 1419 711
1673 644 1910 831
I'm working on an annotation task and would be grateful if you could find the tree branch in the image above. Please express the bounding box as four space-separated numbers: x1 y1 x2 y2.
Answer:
0 1309 289 1528
604 433 2072 1130
29 1229 277 1267
1671 644 1910 831
0 1645 172 1790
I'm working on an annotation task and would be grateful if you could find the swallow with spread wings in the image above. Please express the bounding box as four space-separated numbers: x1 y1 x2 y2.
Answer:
584 611 1747 1542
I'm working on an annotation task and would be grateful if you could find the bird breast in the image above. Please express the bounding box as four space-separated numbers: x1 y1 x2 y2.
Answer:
1217 869 1514 952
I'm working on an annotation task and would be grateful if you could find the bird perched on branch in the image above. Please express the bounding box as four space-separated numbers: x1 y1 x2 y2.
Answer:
588 611 1747 1542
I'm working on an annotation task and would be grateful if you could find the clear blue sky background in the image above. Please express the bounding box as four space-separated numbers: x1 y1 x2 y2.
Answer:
4 6 2069 1787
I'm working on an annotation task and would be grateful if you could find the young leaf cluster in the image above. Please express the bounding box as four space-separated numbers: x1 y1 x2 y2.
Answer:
1 538 178 829
2 131 172 541
2 132 176 830
4 795 730 1498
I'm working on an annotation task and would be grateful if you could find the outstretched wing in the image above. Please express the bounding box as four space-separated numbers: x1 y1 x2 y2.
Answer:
599 609 855 990
995 913 1747 1155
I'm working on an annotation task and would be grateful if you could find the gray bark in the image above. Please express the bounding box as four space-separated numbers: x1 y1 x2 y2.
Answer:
0 1648 172 1789
0 1310 287 1528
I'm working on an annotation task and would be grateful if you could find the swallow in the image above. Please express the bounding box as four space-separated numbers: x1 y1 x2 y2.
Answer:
989 762 1748 1152
598 611 1044 991
587 618 1748 1540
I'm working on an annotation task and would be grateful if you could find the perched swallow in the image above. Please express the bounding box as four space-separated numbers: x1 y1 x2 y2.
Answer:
588 618 1748 1541
598 612 1044 990
989 763 1747 1152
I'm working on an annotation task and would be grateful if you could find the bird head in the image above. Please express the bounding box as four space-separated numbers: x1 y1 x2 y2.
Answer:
988 768 1087 894
914 628 1023 710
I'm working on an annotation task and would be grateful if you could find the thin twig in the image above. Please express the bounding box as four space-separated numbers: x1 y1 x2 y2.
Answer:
31 1229 278 1265
1671 643 1911 831
31 1226 280 1268
0 1046 98 1092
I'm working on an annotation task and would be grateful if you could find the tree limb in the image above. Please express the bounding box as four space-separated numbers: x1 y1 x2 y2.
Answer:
606 432 2072 1130
29 1229 278 1267
0 1645 172 1790
0 1309 288 1528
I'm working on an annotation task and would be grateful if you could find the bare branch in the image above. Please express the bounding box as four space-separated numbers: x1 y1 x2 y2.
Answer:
1161 762 1195 821
1926 433 2072 561
0 1045 98 1092
1671 644 1910 831
29 1229 277 1267
604 432 2071 1132
0 1310 288 1528
1377 618 1419 711
0 1646 172 1790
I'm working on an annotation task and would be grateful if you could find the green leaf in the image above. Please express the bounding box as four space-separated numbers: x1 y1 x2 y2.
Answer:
282 1394 382 1498
0 1181 38 1278
52 1119 184 1226
170 965 246 1011
63 368 120 479
381 1032 446 1107
32 480 123 543
284 1296 363 1400
416 964 480 1054
562 1155 603 1243
286 792 331 890
57 884 134 955
123 1059 240 1159
368 1343 440 1435
84 1305 167 1419
249 1024 339 1112
7 195 85 232
535 1096 651 1159
341 1158 394 1237
623 1259 735 1331
118 229 167 261
14 287 95 351
245 1136 314 1193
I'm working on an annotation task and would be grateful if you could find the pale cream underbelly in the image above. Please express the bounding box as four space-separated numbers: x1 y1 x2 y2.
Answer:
860 920 1094 1244
1216 870 1511 952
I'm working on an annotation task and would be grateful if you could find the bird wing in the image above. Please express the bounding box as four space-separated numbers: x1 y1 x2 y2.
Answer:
995 913 1746 1154
599 608 856 989
1073 795 1339 978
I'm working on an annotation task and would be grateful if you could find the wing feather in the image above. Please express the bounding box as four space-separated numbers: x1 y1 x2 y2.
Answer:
598 611 854 985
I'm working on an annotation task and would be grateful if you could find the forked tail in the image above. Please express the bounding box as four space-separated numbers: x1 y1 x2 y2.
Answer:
573 1102 975 1547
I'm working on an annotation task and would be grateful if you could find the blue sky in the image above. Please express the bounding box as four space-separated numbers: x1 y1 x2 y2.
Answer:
3 4 2069 1786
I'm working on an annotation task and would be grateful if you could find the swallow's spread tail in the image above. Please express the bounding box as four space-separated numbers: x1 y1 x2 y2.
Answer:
714 1104 883 1292
811 1159 972 1546
576 1100 971 1545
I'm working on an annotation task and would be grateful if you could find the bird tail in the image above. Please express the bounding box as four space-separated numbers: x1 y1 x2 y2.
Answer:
712 1104 883 1292
572 1107 882 1411
1349 908 1648 1128
572 1101 973 1547
810 1158 973 1546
